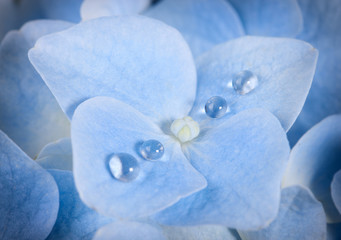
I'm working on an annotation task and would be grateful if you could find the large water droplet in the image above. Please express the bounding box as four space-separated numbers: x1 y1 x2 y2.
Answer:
232 70 258 95
108 153 140 182
205 96 228 118
140 140 164 160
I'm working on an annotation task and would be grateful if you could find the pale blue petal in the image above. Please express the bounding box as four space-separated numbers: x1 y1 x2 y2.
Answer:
239 186 326 240
81 0 151 20
0 130 59 240
36 138 73 171
288 0 341 144
228 0 302 37
144 0 244 57
331 170 341 214
29 16 196 122
47 170 113 240
93 221 166 240
328 223 341 240
283 115 341 222
71 97 206 219
153 109 290 230
39 0 82 23
191 36 318 131
162 225 239 240
0 20 71 158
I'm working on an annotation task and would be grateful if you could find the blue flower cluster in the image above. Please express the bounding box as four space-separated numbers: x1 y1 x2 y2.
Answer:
0 0 340 239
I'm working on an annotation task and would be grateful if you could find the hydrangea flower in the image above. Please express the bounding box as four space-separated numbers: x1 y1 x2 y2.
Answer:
27 15 317 230
0 0 340 239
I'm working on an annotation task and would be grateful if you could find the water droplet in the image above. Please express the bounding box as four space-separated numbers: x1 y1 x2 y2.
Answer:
108 153 140 182
140 140 164 160
205 96 227 118
171 116 200 143
232 70 258 95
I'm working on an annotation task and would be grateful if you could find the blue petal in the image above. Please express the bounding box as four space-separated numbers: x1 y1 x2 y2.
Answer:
36 138 73 171
39 0 82 23
81 0 151 20
191 36 318 131
162 225 240 240
288 0 341 145
0 20 71 158
0 130 59 239
144 0 244 57
47 170 113 240
71 97 206 219
29 16 196 121
153 109 290 229
283 115 341 222
228 0 302 37
93 221 166 240
331 170 341 214
0 0 43 40
239 186 326 240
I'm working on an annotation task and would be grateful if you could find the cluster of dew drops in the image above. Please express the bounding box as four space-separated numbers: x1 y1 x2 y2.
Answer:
108 70 258 182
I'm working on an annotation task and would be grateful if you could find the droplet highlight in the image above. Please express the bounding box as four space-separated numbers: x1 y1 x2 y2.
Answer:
205 96 228 118
232 70 258 95
140 140 164 160
109 153 140 182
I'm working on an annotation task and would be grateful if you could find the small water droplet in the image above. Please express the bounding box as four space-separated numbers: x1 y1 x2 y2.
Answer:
108 153 140 182
140 140 164 160
205 96 227 118
232 70 258 95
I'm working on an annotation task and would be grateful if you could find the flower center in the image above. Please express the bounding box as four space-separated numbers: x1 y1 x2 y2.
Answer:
170 116 200 143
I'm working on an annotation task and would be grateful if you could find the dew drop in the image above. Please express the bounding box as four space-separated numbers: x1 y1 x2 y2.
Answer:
232 70 258 95
140 140 164 160
205 96 227 118
108 153 140 182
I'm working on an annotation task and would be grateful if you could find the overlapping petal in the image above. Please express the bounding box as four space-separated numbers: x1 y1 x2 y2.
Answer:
145 0 244 57
331 170 341 214
239 186 326 240
228 0 302 37
0 20 71 158
93 221 166 240
283 115 341 222
47 170 113 240
71 97 206 219
191 36 318 131
288 0 341 144
39 0 82 23
81 0 151 20
0 130 59 240
153 109 290 229
29 16 196 122
36 138 73 171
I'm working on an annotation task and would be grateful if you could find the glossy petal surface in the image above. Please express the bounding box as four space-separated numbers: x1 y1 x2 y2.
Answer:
40 0 82 23
0 20 71 158
283 115 341 222
37 138 73 171
239 186 326 240
153 109 290 229
47 170 113 240
71 97 206 219
0 131 59 240
331 170 341 214
81 0 151 20
162 225 239 240
191 36 318 131
288 0 341 144
29 16 196 121
93 221 165 240
228 0 302 37
145 0 244 57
